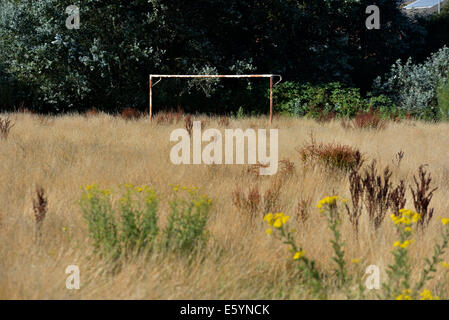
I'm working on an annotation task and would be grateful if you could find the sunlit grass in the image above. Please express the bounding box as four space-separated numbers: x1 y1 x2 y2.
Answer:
0 112 448 299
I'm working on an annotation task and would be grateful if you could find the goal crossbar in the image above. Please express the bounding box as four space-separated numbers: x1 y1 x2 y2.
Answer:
149 74 282 124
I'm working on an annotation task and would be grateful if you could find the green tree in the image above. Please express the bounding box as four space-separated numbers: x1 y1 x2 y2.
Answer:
0 0 426 114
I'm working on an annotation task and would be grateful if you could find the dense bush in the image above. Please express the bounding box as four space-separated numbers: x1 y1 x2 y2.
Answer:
272 82 364 118
80 184 120 259
365 94 401 118
273 81 397 119
163 185 213 252
373 47 449 120
299 138 364 172
80 183 213 259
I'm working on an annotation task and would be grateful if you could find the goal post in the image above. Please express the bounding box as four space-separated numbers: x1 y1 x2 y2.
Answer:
149 74 282 124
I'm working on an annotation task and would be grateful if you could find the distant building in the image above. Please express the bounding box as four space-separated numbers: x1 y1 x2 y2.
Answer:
403 0 448 15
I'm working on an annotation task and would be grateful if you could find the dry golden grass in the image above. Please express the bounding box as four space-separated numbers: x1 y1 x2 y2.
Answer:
0 112 448 299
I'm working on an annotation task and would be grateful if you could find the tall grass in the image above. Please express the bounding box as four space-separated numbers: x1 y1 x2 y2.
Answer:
0 112 448 299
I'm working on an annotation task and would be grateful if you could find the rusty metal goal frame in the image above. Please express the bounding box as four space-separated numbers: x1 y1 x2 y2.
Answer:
149 74 282 124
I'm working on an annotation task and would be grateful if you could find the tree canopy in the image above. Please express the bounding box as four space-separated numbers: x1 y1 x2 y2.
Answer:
0 0 428 113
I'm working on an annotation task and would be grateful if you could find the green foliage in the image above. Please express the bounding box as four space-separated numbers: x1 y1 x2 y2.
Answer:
366 94 400 118
265 200 449 300
273 82 368 118
118 185 159 255
437 80 449 121
373 47 449 120
270 81 303 115
163 186 213 252
80 183 212 259
327 85 366 118
80 184 120 259
384 210 449 300
273 81 402 119
319 199 348 288
230 106 245 119
0 0 166 112
384 217 414 298
264 212 325 299
0 0 425 114
264 197 353 298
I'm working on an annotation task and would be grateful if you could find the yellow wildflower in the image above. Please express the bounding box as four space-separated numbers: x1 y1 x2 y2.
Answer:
441 261 449 268
194 201 202 207
264 213 274 226
85 184 97 191
393 240 412 249
316 196 339 209
265 228 273 235
274 212 284 219
420 289 440 300
293 250 305 260
391 210 420 226
351 258 361 264
281 215 290 224
398 209 420 224
269 213 289 228
390 214 401 225
400 240 412 248
273 218 283 228
440 218 449 226
396 289 412 300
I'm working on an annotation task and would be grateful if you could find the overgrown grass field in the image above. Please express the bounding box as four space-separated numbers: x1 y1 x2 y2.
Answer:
1 112 449 299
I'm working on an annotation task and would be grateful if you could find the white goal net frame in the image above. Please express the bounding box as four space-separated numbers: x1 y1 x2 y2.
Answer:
149 74 282 124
